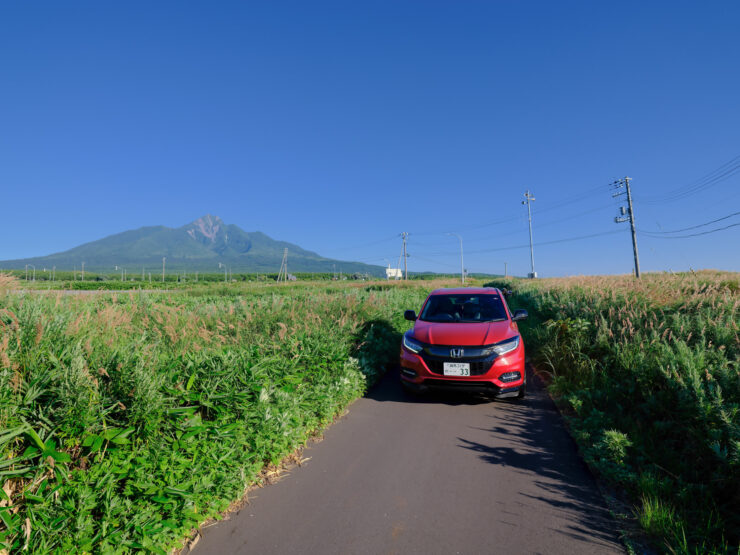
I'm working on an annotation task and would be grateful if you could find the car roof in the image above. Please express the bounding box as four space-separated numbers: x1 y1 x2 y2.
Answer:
429 287 500 295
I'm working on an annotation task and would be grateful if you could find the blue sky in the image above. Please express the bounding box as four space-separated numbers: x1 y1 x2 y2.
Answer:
2 0 739 276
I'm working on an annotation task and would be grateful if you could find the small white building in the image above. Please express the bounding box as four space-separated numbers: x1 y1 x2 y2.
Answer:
385 265 402 280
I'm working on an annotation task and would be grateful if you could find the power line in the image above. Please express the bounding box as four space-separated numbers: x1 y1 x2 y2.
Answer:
458 201 616 247
407 254 459 269
328 199 617 261
414 229 623 256
638 154 740 205
482 229 623 253
412 182 613 236
639 222 740 239
410 214 521 237
639 211 740 234
321 234 398 255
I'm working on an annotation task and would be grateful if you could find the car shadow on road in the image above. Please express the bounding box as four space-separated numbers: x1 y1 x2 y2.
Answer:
366 365 497 406
456 368 624 551
366 365 622 550
363 364 623 551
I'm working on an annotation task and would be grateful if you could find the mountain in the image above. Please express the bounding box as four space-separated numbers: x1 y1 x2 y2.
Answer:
0 215 384 276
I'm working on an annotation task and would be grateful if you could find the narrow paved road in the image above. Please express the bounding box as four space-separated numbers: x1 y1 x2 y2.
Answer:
190 366 624 554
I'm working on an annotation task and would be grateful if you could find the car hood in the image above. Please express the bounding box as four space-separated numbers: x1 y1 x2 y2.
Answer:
412 320 516 346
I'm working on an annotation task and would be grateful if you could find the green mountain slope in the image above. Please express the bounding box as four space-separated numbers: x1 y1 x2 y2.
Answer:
0 215 384 276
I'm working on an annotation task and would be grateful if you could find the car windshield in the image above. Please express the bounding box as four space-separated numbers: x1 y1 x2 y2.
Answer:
419 294 507 323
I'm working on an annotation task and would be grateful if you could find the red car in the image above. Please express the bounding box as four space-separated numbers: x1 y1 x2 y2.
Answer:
400 287 528 399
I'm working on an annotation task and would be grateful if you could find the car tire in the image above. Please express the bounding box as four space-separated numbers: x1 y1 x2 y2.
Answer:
401 380 419 398
516 375 527 399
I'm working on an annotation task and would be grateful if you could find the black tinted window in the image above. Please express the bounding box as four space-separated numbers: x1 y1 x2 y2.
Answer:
420 294 506 323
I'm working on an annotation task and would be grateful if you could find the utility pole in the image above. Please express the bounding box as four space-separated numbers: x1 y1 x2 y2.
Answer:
447 233 465 284
277 249 288 283
612 176 641 278
504 262 507 278
401 232 408 280
52 266 56 281
522 190 537 278
162 257 166 283
81 262 85 280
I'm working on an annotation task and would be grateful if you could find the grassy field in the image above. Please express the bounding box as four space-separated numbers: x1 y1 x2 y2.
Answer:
486 271 739 553
1 272 737 553
0 275 436 552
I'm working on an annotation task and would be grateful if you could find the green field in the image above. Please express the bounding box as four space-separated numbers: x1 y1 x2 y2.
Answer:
0 275 435 552
1 272 738 553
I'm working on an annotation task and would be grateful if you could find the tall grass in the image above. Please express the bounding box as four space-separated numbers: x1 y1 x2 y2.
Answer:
0 279 432 552
488 271 739 553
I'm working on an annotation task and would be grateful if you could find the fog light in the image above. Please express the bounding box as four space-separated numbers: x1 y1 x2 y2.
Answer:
401 368 418 378
499 371 521 383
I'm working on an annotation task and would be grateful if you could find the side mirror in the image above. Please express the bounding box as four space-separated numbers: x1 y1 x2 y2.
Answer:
511 309 528 322
503 288 513 297
404 310 417 321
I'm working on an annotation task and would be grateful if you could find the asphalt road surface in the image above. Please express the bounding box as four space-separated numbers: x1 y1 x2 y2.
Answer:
190 366 624 554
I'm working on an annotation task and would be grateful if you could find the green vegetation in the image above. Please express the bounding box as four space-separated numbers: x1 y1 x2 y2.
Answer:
4 270 736 553
487 272 739 553
3 270 353 286
4 269 498 288
0 274 433 552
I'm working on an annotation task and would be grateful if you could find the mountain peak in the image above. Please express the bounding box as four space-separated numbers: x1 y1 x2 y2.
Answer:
0 214 383 275
186 214 225 243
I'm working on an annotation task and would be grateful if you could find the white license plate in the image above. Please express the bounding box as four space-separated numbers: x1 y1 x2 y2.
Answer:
443 362 470 376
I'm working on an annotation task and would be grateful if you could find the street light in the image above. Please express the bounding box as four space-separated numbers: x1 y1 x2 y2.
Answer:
447 233 464 285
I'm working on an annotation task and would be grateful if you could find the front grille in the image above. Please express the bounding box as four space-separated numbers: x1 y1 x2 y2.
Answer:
422 358 493 376
424 379 499 390
419 346 497 377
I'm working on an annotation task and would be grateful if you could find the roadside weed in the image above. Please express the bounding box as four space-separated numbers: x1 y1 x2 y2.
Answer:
487 271 739 553
0 279 431 552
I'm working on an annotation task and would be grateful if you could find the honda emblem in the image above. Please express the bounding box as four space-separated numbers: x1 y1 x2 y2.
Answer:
450 348 464 358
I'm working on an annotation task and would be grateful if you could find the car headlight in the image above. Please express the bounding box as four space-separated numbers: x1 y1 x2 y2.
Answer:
403 333 423 354
491 335 519 356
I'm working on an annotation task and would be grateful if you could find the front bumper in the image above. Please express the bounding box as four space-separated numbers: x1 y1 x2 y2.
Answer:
400 343 525 397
